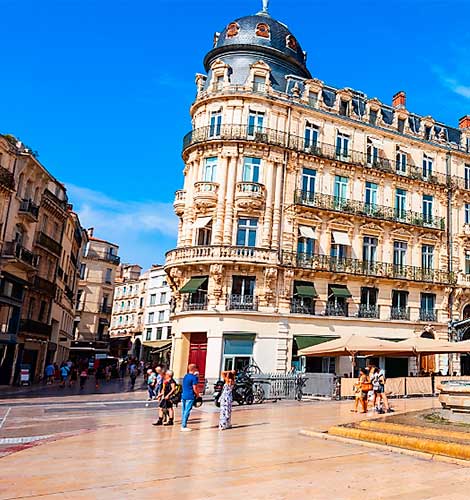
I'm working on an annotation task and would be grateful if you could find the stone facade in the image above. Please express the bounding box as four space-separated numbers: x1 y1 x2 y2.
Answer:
166 9 470 384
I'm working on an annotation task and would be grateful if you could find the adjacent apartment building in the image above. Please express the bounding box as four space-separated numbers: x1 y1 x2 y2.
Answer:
72 229 119 359
165 6 470 385
0 134 85 384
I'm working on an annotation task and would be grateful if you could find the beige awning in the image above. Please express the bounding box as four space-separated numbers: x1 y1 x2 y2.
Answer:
194 216 212 228
332 231 351 246
298 226 316 239
143 340 172 349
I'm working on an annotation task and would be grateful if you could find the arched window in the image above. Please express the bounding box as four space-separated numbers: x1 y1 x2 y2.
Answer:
463 304 470 320
226 22 239 38
256 23 270 39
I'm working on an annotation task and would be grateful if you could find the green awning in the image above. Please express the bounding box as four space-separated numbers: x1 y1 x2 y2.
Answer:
295 283 318 298
179 277 207 294
374 337 406 343
294 335 339 350
330 286 352 298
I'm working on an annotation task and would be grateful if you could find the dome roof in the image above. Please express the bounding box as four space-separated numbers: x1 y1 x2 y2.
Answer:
204 12 311 81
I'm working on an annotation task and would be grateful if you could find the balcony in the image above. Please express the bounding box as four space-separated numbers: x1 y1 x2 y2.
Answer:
358 304 380 319
193 182 219 210
290 298 316 315
0 165 15 191
86 249 120 265
65 286 75 301
419 309 437 322
32 276 56 296
282 252 454 285
182 125 448 186
174 189 186 216
101 304 112 314
227 294 258 311
20 319 52 337
294 191 445 231
390 307 410 320
235 182 266 210
19 199 39 221
2 241 39 268
325 303 349 317
165 245 279 267
36 231 62 257
181 294 208 311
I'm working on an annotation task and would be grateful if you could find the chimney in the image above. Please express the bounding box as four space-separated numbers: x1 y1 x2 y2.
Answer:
459 115 470 129
87 227 94 237
392 91 406 109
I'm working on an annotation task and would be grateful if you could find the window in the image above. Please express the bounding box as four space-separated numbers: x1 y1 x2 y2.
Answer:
149 294 156 306
423 195 433 224
160 292 167 304
119 315 123 324
242 157 261 183
105 268 112 284
121 301 124 310
393 241 407 267
366 139 379 166
334 175 348 201
339 100 349 116
365 181 378 207
362 236 378 264
148 312 155 324
395 189 407 219
369 109 378 126
304 122 319 151
253 75 266 93
423 155 433 179
209 112 222 138
223 336 254 371
392 290 408 318
203 157 217 182
167 326 172 337
396 149 407 174
146 328 152 341
420 293 436 320
397 119 405 133
79 263 86 280
231 276 256 307
38 300 47 322
360 287 378 317
236 218 258 247
465 164 470 190
197 224 212 246
465 204 470 224
421 245 434 271
158 311 165 322
214 75 224 91
248 110 264 136
308 92 318 108
297 234 314 257
330 241 347 260
465 252 470 274
425 126 432 140
156 327 163 340
302 168 316 195
336 132 349 159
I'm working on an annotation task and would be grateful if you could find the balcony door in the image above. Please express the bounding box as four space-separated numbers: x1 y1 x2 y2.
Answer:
334 175 348 207
364 181 378 212
231 276 256 309
360 287 378 318
362 236 378 271
422 195 433 224
391 290 408 319
336 133 349 160
393 241 407 277
304 122 319 151
242 157 261 183
301 168 316 200
420 293 436 321
209 111 222 138
395 188 407 220
248 111 264 137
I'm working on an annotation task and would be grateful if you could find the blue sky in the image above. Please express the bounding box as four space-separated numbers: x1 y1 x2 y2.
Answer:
1 0 469 268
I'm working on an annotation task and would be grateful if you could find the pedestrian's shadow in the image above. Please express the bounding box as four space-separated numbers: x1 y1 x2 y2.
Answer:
204 422 269 430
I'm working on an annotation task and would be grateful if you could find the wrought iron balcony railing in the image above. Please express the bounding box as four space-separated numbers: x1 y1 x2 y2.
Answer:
227 294 258 311
390 307 410 320
0 165 15 191
325 303 349 317
182 125 448 186
358 304 380 319
36 231 62 256
19 199 39 219
19 319 52 337
419 309 437 322
181 294 208 311
282 252 454 285
290 299 316 315
32 276 56 296
85 249 120 265
295 190 445 230
2 241 39 268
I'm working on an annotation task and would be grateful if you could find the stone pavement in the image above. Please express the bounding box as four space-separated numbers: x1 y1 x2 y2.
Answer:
0 393 468 500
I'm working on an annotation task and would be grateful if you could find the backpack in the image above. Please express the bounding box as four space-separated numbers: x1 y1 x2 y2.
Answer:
170 383 182 405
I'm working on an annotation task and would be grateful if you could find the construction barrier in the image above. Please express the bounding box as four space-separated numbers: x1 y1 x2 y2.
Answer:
340 376 436 398
405 376 433 396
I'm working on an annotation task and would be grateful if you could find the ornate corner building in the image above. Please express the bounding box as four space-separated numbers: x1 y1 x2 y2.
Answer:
165 6 470 383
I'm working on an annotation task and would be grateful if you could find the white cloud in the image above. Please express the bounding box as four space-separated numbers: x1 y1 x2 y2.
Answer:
432 64 470 100
67 184 178 268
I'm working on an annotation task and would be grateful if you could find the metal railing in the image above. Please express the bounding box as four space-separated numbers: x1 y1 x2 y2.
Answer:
101 304 112 314
0 165 15 191
282 252 454 285
2 241 39 267
295 190 445 230
19 319 52 337
182 125 448 186
32 276 56 296
181 294 208 311
36 231 62 256
227 294 258 311
236 181 265 195
358 304 380 319
419 309 437 322
85 249 120 265
290 299 316 315
19 199 39 219
390 307 410 320
325 303 349 317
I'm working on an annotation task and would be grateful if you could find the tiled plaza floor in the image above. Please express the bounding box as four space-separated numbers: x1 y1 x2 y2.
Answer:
0 388 467 500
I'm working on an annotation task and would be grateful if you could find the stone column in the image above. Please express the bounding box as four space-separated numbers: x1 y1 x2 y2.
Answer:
271 162 283 250
213 155 229 244
262 160 275 247
222 154 238 245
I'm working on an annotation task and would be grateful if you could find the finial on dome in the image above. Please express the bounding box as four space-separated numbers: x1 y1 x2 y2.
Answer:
261 0 269 14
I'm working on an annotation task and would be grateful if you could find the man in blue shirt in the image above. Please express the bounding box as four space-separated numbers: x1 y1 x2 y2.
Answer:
181 364 199 432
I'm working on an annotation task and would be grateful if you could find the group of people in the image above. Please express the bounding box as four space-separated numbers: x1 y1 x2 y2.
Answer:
146 364 236 432
353 364 394 414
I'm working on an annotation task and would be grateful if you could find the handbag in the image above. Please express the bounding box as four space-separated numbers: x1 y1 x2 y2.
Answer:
361 382 373 392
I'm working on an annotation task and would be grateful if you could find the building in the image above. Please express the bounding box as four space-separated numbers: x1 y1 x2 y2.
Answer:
109 264 146 359
72 229 119 359
165 5 470 385
141 265 172 365
0 134 85 384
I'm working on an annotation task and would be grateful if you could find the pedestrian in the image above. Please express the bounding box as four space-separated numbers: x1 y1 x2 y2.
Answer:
119 360 127 380
147 368 157 401
79 368 88 390
153 370 177 426
219 370 235 430
45 363 55 384
181 364 199 432
69 365 78 388
370 365 393 413
105 365 112 383
129 360 138 390
357 367 371 414
59 363 70 387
